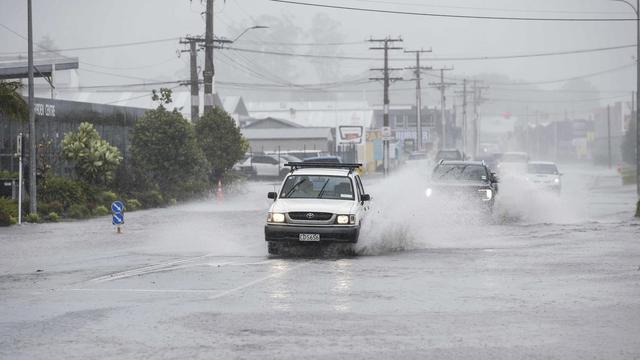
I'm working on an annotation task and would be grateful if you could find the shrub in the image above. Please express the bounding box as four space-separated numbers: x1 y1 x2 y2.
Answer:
39 201 64 217
25 213 40 223
126 199 141 211
62 122 122 185
67 204 90 219
134 190 164 208
93 205 109 216
39 176 86 210
47 212 60 222
0 197 18 227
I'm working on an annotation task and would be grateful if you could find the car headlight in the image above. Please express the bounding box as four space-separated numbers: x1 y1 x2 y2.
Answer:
478 189 493 200
425 188 433 198
267 212 285 223
336 214 356 224
554 178 560 184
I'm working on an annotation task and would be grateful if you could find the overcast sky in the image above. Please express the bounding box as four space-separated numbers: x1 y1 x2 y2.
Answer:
1 0 637 106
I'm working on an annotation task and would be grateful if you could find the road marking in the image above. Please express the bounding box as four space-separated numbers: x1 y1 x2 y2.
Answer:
67 288 221 294
89 254 219 283
68 261 307 297
209 262 307 300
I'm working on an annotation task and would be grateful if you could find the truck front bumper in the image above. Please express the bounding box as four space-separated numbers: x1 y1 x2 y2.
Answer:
265 224 360 243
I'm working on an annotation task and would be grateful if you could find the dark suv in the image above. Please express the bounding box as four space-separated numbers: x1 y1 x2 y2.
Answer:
426 160 499 212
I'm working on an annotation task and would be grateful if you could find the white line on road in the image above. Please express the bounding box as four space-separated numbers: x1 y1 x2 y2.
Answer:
67 261 307 297
67 288 221 294
209 262 307 300
89 253 220 283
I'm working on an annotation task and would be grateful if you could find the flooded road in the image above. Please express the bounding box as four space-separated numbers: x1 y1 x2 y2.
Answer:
1 163 639 359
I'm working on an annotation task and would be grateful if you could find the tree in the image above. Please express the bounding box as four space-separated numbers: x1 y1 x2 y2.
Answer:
0 81 27 121
195 107 248 179
62 122 122 185
130 104 208 199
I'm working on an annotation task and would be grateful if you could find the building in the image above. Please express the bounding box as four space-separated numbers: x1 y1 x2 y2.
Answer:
241 117 334 154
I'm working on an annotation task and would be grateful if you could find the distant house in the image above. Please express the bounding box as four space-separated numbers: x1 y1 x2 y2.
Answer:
244 117 303 129
240 116 334 154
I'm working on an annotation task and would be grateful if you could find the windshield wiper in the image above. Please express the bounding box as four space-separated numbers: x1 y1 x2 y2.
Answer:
317 179 330 198
285 179 306 197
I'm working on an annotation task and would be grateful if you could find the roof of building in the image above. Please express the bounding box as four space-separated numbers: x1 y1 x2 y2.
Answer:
246 101 374 128
245 117 303 129
222 96 248 116
241 127 333 140
28 90 223 120
0 57 79 80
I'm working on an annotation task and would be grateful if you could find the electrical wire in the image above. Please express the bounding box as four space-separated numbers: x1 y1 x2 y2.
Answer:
0 23 178 55
222 43 636 62
343 0 630 15
104 84 184 105
270 0 636 22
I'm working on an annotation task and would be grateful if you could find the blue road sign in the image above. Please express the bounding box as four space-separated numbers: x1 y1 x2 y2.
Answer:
111 200 124 213
112 212 124 225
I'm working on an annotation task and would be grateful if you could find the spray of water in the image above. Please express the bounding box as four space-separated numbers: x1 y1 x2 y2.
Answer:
355 163 588 256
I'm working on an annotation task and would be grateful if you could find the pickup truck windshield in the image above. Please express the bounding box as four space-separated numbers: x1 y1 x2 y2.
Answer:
280 175 354 200
433 164 488 182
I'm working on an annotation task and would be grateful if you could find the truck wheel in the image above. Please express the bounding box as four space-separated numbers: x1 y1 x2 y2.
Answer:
267 242 280 255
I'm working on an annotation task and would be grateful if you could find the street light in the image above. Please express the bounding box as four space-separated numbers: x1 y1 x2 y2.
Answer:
231 25 269 43
611 0 640 198
215 25 269 46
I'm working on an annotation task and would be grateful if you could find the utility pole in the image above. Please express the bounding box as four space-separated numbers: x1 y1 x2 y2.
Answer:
203 0 215 113
180 36 202 122
369 37 403 176
471 80 489 158
455 79 468 155
27 0 36 215
608 104 612 169
429 67 454 149
404 48 432 151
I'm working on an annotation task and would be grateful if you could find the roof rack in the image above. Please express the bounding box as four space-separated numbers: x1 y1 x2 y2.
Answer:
284 162 362 171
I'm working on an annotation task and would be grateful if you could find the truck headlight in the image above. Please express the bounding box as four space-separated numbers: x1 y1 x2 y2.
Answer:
336 214 356 224
267 212 285 223
478 189 493 200
425 188 433 198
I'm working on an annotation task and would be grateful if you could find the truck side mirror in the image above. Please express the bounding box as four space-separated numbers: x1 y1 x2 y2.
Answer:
267 192 277 200
361 194 371 202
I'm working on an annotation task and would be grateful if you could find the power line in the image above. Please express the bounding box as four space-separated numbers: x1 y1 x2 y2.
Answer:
488 94 630 104
424 44 635 61
236 39 367 46
223 43 636 62
270 0 636 22
342 0 630 15
0 23 178 55
104 84 183 105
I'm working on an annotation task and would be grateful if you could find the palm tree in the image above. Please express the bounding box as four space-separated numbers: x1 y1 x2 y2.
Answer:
0 80 28 121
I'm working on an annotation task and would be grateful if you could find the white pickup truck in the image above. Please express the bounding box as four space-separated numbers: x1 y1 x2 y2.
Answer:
264 162 371 255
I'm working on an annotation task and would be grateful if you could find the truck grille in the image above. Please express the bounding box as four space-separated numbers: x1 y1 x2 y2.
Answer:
288 212 333 221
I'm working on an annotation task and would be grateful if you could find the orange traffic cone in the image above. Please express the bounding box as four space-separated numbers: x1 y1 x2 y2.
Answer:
216 179 224 201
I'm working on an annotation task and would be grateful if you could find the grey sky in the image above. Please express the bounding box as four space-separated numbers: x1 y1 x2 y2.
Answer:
1 0 636 106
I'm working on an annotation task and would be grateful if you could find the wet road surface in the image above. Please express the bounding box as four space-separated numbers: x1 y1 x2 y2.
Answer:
1 164 639 359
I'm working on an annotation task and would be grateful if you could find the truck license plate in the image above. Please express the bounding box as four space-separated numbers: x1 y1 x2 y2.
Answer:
299 233 320 242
